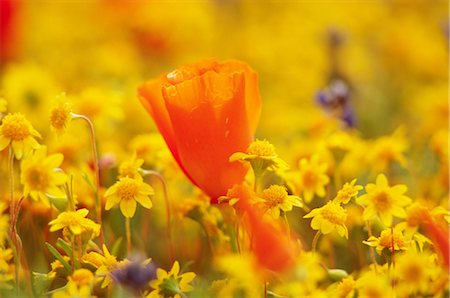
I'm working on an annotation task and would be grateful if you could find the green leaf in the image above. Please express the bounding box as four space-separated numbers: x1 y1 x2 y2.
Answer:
56 238 72 258
45 242 71 274
111 237 123 256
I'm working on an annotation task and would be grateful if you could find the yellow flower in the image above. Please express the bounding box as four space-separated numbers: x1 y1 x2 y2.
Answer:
20 146 66 205
335 276 356 298
48 209 100 236
0 247 13 290
333 179 362 204
356 270 392 298
363 226 408 254
147 261 196 298
83 244 122 288
260 185 303 218
0 112 41 159
49 95 72 135
394 250 439 296
367 127 408 172
304 201 348 238
229 139 289 175
296 154 329 203
356 174 411 226
52 279 91 298
118 155 144 181
69 269 94 287
104 177 154 218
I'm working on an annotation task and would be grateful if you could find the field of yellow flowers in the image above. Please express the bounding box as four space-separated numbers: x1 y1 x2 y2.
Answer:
0 1 448 297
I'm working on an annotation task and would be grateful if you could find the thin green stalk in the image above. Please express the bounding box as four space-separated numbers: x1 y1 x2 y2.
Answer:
312 230 322 253
71 113 104 245
125 217 131 255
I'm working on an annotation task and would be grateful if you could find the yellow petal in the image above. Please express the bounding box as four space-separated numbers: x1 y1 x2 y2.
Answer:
0 136 10 151
135 195 152 209
120 199 136 218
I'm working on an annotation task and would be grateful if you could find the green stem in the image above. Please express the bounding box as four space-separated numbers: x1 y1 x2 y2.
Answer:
8 147 19 293
125 217 131 255
71 113 104 245
142 170 175 263
312 230 322 253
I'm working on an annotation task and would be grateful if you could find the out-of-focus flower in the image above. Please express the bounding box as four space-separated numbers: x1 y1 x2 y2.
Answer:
20 146 66 205
52 279 91 298
0 247 13 289
356 173 411 226
355 270 392 298
237 185 297 273
147 261 196 298
363 226 408 254
111 257 156 292
315 79 355 127
394 250 439 296
70 268 94 287
49 95 72 135
118 155 144 181
333 179 362 204
335 276 356 298
138 59 261 202
0 112 41 159
104 177 154 218
48 208 100 236
367 128 408 172
304 201 348 238
213 254 261 298
230 139 289 176
295 154 330 203
0 0 19 63
260 185 303 219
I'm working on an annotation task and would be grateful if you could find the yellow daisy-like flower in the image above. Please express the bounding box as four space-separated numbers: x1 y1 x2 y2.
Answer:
52 279 92 298
333 179 363 204
147 261 196 298
48 208 100 236
229 139 289 175
0 112 41 159
104 177 154 218
335 276 356 298
82 244 122 288
394 250 438 296
296 154 329 203
356 270 393 298
49 96 72 135
363 226 408 254
260 185 303 219
367 127 408 172
118 155 144 181
356 174 411 226
304 201 348 238
20 146 67 205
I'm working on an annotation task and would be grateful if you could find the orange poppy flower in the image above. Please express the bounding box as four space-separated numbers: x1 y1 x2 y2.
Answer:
138 59 261 201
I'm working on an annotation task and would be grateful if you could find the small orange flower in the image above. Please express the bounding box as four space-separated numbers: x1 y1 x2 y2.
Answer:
139 59 261 201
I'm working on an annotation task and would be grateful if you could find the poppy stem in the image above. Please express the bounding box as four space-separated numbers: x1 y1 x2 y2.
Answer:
142 170 175 264
312 230 322 253
71 113 104 245
125 217 131 255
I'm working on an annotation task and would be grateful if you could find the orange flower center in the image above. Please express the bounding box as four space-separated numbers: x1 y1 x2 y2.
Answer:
50 103 70 130
321 203 347 225
25 166 50 191
302 170 318 189
379 229 405 249
1 114 31 141
373 191 392 212
117 179 140 201
262 185 287 208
